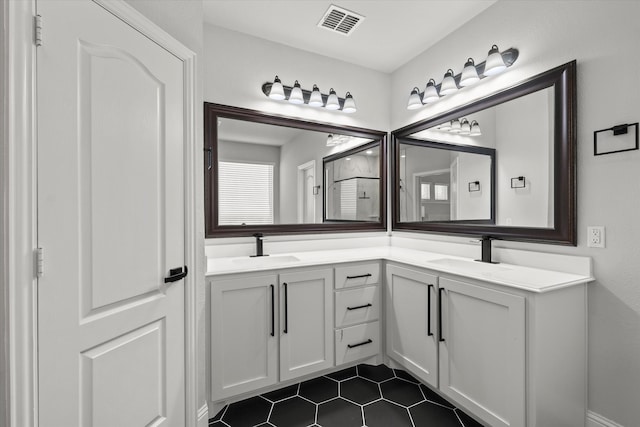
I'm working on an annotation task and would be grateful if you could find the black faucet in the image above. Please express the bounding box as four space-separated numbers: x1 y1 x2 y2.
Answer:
251 233 267 257
475 236 497 264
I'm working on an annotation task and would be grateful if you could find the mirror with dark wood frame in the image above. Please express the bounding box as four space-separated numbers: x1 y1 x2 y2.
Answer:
204 103 387 238
391 60 576 245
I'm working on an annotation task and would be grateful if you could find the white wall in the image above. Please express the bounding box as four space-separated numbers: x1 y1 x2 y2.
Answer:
204 24 390 131
0 1 8 423
391 1 640 425
456 152 491 220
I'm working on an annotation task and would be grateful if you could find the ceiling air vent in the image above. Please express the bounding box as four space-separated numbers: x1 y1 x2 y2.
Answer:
317 4 365 36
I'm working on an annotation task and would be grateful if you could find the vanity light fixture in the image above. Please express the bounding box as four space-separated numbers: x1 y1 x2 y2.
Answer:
450 118 462 133
460 118 471 135
326 134 352 147
406 45 519 109
262 77 356 113
439 69 458 96
470 120 482 136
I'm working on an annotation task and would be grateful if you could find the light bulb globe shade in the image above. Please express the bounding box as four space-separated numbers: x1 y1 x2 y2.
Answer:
407 87 423 110
422 79 439 103
439 121 452 131
450 118 461 133
342 92 357 113
484 45 507 76
269 75 286 100
309 84 323 107
326 88 340 110
459 58 480 87
440 69 458 95
460 119 471 135
288 80 304 104
470 120 482 136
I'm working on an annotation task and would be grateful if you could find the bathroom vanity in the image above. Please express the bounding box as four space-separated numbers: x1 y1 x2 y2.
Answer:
207 246 591 427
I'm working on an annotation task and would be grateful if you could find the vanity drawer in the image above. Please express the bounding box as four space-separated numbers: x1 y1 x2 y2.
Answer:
335 262 380 289
335 285 380 328
335 321 380 365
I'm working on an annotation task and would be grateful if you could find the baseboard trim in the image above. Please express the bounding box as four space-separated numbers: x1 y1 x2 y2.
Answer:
587 411 624 427
197 403 209 427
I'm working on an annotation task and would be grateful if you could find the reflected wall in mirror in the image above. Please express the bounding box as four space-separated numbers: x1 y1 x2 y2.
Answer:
205 103 387 237
323 142 381 222
397 140 495 223
392 60 576 245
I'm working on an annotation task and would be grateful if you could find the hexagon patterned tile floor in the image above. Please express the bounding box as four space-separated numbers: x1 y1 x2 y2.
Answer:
209 364 485 427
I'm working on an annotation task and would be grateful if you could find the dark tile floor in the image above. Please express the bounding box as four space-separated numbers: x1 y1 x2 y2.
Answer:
209 364 485 427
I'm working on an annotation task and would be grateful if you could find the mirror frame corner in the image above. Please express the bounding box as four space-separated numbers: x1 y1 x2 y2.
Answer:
391 60 577 245
204 102 388 238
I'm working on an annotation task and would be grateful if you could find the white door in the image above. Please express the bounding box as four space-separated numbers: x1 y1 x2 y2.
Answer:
385 264 439 387
279 268 334 381
210 274 278 400
438 277 525 427
297 160 316 223
37 1 186 426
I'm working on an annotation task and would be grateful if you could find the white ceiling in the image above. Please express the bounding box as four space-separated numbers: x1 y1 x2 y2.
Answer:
203 0 498 73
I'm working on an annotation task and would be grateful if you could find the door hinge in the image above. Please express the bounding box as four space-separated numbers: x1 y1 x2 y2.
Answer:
34 15 43 46
36 247 44 278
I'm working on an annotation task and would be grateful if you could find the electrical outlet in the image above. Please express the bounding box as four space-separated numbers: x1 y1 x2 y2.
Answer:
587 226 605 248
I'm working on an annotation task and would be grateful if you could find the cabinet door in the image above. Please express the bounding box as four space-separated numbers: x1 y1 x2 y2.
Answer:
439 277 525 427
210 274 278 400
386 264 438 387
279 268 334 381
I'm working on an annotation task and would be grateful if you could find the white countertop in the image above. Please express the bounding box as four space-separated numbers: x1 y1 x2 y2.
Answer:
206 246 593 293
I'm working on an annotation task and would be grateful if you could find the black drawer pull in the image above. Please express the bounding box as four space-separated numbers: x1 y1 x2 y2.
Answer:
347 303 372 311
283 282 288 334
347 339 373 349
346 273 372 280
164 266 188 283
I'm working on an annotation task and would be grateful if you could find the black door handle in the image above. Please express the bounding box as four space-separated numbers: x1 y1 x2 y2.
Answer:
283 282 288 334
438 287 445 342
427 284 433 337
164 266 188 283
270 284 275 337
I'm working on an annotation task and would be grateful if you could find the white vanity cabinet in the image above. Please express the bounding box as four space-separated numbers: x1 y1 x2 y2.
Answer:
279 268 334 381
438 276 525 427
385 263 438 387
385 261 587 427
334 262 381 365
210 273 278 400
209 267 333 401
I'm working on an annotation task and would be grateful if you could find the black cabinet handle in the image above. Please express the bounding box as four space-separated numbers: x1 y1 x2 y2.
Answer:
283 282 288 334
164 266 188 283
270 284 275 337
427 284 433 337
347 339 373 349
347 303 372 311
438 287 445 342
346 273 372 280
204 147 212 170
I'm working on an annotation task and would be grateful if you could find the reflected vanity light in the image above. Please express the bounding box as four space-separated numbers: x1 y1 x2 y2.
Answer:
326 134 352 147
262 77 356 113
436 118 481 137
406 45 519 110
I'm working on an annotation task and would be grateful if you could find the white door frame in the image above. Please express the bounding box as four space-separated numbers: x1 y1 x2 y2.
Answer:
297 160 316 223
1 1 201 426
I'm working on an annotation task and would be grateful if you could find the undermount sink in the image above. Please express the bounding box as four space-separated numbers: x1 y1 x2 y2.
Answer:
232 255 300 267
426 257 513 274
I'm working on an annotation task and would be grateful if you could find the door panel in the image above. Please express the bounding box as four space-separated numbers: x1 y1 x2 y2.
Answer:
37 1 185 425
385 264 438 387
280 269 333 381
